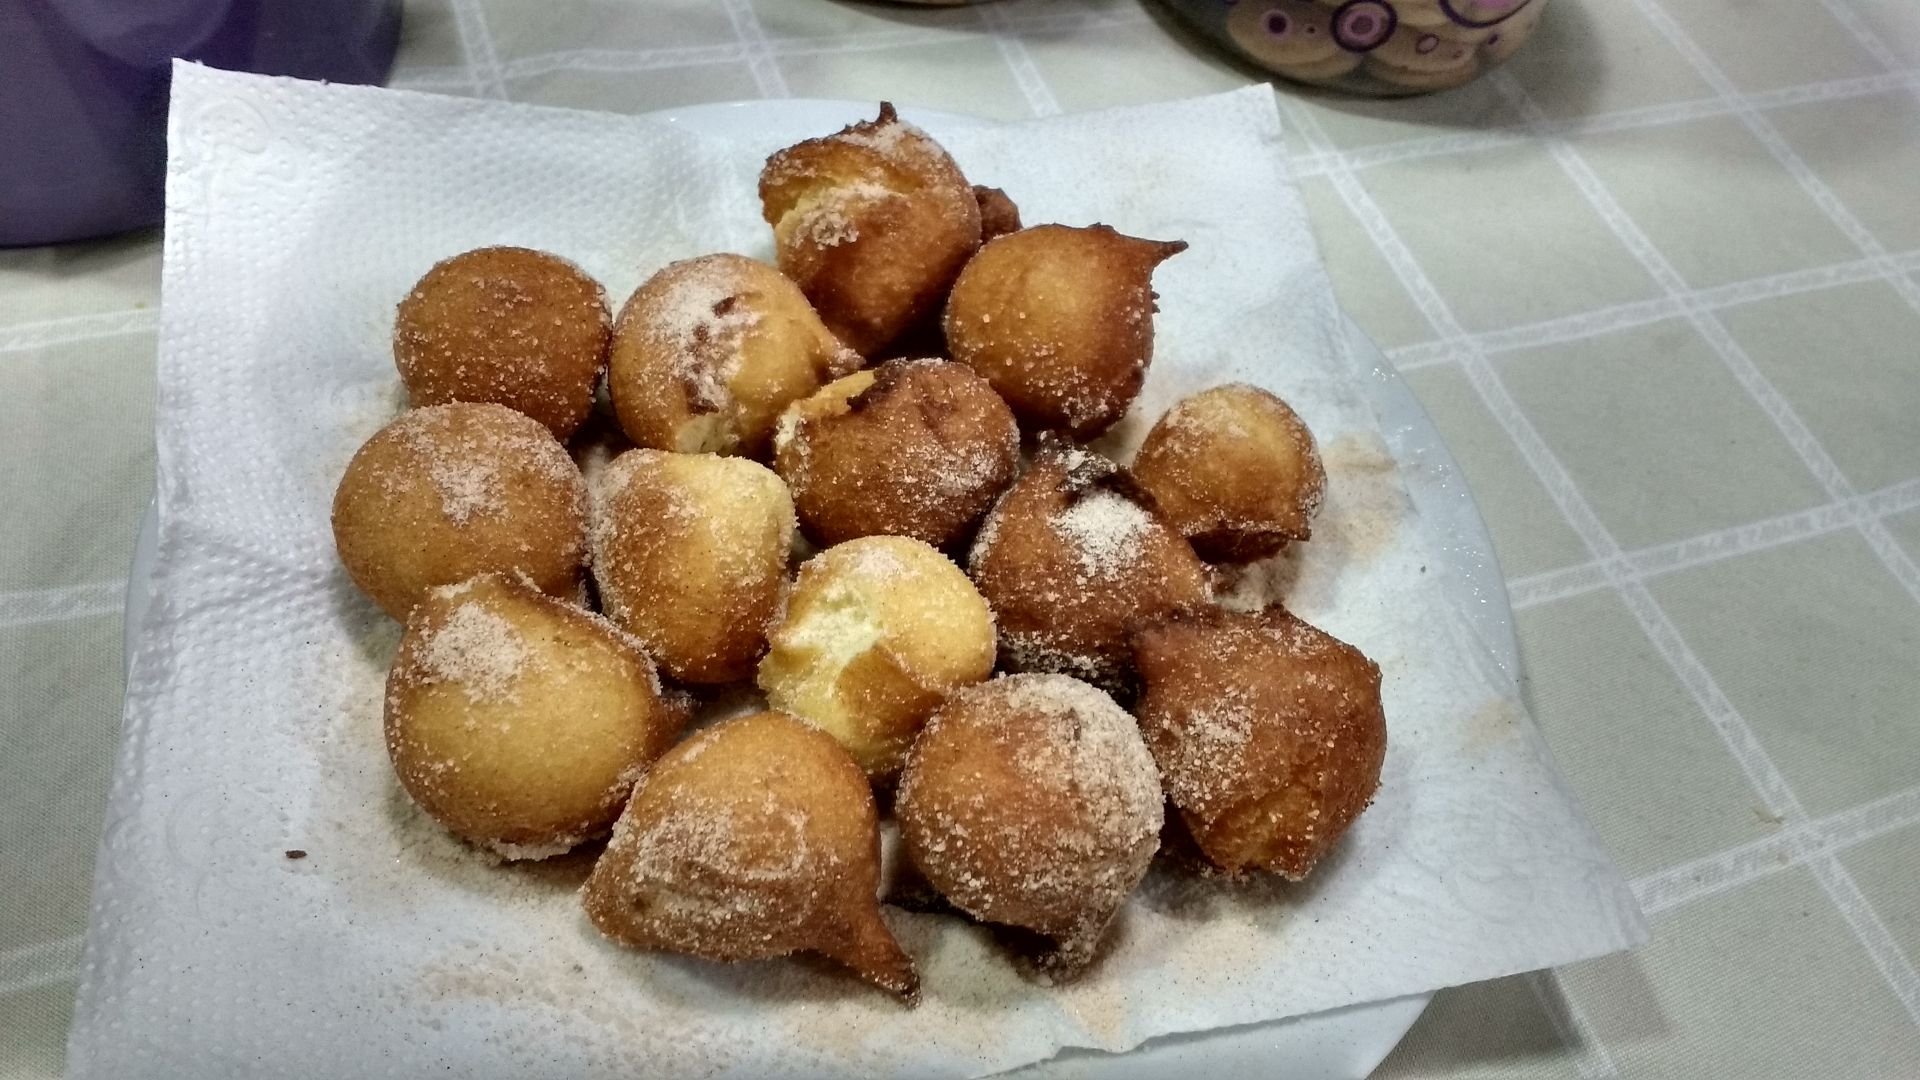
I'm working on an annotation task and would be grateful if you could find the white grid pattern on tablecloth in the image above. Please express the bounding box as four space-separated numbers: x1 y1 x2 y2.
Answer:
6 2 1920 1074
1285 95 1648 1074
717 0 792 98
0 308 159 353
1525 967 1618 1079
1286 3 1920 1052
0 936 83 997
1509 476 1920 611
448 0 508 96
1387 248 1920 371
1495 0 1920 1023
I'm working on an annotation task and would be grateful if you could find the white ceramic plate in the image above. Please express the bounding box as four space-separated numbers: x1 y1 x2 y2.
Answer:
125 99 1520 1080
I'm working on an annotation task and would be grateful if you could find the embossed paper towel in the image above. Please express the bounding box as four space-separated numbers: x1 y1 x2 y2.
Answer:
66 63 1645 1079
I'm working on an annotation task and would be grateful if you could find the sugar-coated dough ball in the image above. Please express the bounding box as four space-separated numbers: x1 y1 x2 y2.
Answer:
758 535 995 779
760 102 982 357
944 224 1186 439
1131 605 1384 879
969 441 1211 691
332 403 587 621
897 674 1163 977
582 710 919 1001
393 246 610 439
1130 383 1326 562
607 254 857 458
774 359 1020 548
384 574 678 860
591 449 796 684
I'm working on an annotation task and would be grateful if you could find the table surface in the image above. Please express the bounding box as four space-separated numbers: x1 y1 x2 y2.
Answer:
5 1 1920 1076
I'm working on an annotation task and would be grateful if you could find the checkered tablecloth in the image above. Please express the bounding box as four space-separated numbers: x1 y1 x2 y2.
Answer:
5 1 1919 1076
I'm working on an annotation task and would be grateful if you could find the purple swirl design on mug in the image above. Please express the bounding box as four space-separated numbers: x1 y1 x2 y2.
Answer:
1331 0 1396 51
1438 0 1536 29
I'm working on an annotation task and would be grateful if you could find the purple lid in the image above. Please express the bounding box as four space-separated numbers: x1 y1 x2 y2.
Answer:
1 0 402 247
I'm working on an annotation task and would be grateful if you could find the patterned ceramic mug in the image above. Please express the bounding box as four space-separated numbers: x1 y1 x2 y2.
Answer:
1160 0 1548 94
887 0 1549 96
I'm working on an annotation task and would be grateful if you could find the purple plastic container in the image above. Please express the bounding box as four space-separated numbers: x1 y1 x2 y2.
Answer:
1 0 402 247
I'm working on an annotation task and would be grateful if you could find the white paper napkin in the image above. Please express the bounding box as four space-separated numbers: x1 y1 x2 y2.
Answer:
65 63 1645 1080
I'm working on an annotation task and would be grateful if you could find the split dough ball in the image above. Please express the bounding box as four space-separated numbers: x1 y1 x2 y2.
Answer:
760 102 982 357
607 253 858 458
758 535 995 779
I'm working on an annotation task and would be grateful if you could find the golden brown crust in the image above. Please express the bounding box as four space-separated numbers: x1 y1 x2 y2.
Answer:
760 103 982 357
1130 605 1385 879
944 224 1185 439
757 535 996 779
896 674 1163 977
589 449 796 684
973 185 1022 243
394 246 611 440
582 710 920 1002
384 574 676 858
967 440 1211 691
1131 383 1326 562
606 253 857 458
774 359 1020 548
331 403 588 621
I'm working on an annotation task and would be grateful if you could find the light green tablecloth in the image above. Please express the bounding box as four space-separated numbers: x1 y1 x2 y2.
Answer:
4 1 1918 1075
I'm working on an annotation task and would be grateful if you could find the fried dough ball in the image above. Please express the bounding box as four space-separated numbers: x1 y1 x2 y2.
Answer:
1131 605 1385 879
393 246 611 440
758 536 995 779
968 441 1211 691
944 224 1186 439
897 674 1163 977
1130 383 1326 562
332 403 588 621
607 254 858 458
760 103 982 357
590 449 795 684
773 359 1020 548
582 710 919 1002
384 574 678 859
973 185 1022 243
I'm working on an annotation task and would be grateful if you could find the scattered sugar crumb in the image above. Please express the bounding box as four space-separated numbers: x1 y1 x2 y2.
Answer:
483 835 589 863
415 600 529 703
1050 492 1152 583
